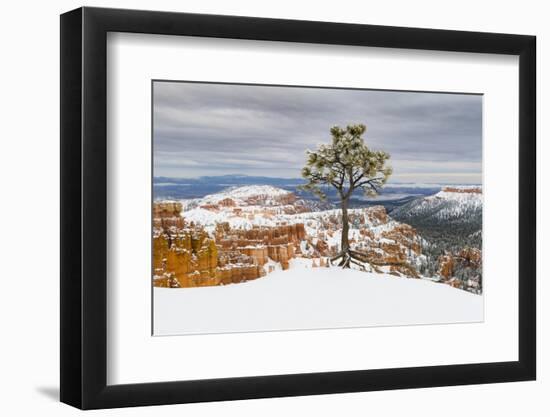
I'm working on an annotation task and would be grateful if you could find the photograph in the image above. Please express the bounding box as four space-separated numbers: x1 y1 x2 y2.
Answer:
152 81 484 336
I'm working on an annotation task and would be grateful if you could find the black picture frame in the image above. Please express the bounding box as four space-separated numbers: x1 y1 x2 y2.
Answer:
60 6 536 410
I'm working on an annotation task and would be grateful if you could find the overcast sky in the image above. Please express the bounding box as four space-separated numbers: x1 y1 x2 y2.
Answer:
153 81 482 184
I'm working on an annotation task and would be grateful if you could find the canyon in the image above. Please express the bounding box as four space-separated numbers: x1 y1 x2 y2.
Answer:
153 185 482 292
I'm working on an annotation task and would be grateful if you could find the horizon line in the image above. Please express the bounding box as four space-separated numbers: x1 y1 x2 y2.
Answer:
152 174 481 185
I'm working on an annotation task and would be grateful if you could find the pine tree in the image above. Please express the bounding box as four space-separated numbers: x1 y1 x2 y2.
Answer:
301 124 392 268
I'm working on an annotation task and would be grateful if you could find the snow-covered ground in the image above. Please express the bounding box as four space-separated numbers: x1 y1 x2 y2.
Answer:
392 186 482 222
433 188 482 204
154 261 483 336
190 185 292 207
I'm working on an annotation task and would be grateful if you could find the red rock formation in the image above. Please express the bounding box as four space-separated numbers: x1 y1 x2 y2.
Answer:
442 187 481 194
457 247 482 268
381 224 422 255
153 272 180 288
365 205 388 224
314 238 328 255
199 203 220 211
219 198 236 207
438 247 482 292
239 246 269 266
154 200 444 286
438 247 482 280
305 206 424 277
153 201 183 218
438 254 455 279
244 192 296 206
153 202 306 288
153 216 185 230
153 223 219 288
214 223 302 271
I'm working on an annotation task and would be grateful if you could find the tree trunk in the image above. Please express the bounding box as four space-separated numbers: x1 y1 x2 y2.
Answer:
340 197 350 258
330 195 367 269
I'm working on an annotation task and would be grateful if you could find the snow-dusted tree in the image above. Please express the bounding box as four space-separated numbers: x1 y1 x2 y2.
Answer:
301 124 392 268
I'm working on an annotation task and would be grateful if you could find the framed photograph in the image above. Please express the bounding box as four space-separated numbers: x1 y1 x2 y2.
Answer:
60 6 536 409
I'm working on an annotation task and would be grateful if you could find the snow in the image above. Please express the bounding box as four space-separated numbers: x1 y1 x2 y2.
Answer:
153 265 483 335
288 257 319 268
182 206 278 233
181 203 377 233
193 185 292 206
179 185 401 244
177 201 426 278
262 258 283 274
433 189 482 204
393 187 482 222
216 185 290 198
427 190 482 219
155 185 483 336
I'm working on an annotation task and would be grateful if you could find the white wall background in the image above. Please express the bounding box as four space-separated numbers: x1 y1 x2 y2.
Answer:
0 0 545 415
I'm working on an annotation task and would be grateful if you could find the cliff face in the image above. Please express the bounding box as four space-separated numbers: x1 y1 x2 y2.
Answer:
153 209 221 287
441 186 481 194
153 201 182 218
153 202 304 288
437 247 482 293
215 222 305 270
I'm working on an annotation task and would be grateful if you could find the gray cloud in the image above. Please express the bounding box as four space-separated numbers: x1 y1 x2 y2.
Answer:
153 81 482 183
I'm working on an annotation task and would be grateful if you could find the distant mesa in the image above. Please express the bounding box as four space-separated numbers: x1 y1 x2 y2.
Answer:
195 185 296 208
441 186 481 194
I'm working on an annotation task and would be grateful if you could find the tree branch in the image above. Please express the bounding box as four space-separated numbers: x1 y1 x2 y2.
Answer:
355 176 385 188
308 172 342 191
352 172 364 186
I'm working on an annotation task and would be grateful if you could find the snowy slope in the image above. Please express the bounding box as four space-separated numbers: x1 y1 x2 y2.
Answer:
183 196 384 233
188 185 293 207
391 186 482 223
181 185 301 232
154 262 483 335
